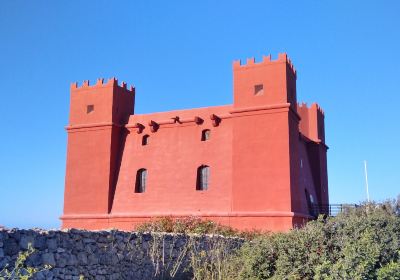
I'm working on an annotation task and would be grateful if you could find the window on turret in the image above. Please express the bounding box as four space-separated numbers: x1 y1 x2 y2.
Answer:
135 169 147 193
201 129 210 141
87 105 94 114
196 165 210 191
254 84 264 96
305 189 315 216
142 135 149 146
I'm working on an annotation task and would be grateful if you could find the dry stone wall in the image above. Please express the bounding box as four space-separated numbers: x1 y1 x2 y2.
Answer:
0 228 242 280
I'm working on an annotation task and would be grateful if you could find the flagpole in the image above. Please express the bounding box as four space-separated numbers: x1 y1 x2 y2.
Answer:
364 160 370 202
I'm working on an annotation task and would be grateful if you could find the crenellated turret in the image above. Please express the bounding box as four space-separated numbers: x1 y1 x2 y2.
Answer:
63 76 135 222
298 102 325 143
68 77 135 127
233 53 296 77
70 77 135 92
233 53 297 110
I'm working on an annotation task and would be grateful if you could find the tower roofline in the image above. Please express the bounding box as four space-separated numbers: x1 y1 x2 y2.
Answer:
70 77 135 92
233 53 296 77
298 102 325 116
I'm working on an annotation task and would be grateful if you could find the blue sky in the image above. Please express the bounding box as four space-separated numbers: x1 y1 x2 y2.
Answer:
0 1 399 229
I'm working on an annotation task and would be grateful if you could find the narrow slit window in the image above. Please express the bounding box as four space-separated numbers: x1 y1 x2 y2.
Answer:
142 135 149 146
135 169 147 193
196 165 210 191
305 189 315 216
201 129 210 141
254 84 264 96
87 105 94 114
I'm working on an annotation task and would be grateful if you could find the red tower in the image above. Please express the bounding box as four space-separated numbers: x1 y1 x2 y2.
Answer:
61 54 328 231
63 79 134 227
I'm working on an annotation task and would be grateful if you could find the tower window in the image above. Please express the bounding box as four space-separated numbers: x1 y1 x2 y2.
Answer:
87 105 94 114
196 165 210 191
201 129 210 141
142 135 149 146
254 84 264 96
305 189 315 216
135 169 147 193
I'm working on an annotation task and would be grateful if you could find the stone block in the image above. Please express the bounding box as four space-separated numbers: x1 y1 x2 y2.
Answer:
3 238 19 255
34 235 47 250
26 251 42 266
66 254 78 266
77 252 88 265
42 252 56 266
19 235 35 250
46 238 58 252
87 253 99 265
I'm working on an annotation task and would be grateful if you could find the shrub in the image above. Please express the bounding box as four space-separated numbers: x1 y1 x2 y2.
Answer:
235 201 400 280
0 243 51 280
136 216 239 236
377 261 400 280
234 235 276 280
135 198 400 280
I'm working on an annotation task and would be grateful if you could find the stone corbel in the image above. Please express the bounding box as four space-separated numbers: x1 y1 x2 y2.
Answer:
210 114 221 127
149 120 159 132
134 123 145 134
194 116 204 125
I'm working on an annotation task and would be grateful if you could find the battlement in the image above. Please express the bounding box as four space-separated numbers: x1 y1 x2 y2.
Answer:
233 53 296 76
300 102 325 116
298 102 325 116
70 77 135 92
297 102 325 143
68 76 135 126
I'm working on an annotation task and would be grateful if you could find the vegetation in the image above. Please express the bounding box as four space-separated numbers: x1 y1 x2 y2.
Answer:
137 216 264 240
0 244 50 280
2 199 399 279
139 199 400 279
137 216 240 236
233 202 400 279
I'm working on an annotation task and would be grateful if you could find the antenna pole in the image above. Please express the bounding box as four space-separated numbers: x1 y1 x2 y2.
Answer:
364 160 370 202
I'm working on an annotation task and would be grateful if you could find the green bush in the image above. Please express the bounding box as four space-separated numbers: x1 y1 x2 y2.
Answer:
233 201 400 280
235 235 276 280
136 216 239 236
136 199 400 280
377 261 400 280
0 243 51 280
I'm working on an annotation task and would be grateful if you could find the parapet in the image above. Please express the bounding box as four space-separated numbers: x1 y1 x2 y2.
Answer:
297 102 325 143
298 103 325 116
70 77 135 93
233 53 296 77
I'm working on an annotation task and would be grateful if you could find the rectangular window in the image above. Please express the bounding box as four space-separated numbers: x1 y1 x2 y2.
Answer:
254 84 264 96
87 105 94 114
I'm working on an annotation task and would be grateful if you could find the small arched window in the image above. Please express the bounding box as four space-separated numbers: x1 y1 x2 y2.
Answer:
196 165 210 190
135 169 147 193
201 129 210 141
142 135 149 146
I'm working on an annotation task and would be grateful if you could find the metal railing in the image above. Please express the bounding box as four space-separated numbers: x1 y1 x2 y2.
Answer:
309 204 359 217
